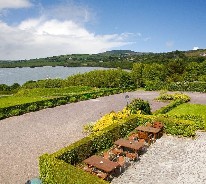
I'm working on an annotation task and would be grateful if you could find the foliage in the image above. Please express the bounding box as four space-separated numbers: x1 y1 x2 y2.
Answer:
21 69 135 89
153 115 196 137
39 154 107 184
153 99 186 115
0 83 21 94
167 81 206 92
39 112 199 183
84 98 151 133
66 69 135 88
131 63 144 87
15 86 96 97
167 103 206 130
155 92 190 102
144 80 166 91
87 108 136 133
0 88 132 120
127 98 151 114
164 114 205 130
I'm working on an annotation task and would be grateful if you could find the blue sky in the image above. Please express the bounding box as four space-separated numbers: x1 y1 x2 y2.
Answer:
0 0 206 60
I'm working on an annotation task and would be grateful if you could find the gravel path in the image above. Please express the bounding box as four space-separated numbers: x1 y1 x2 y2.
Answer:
111 131 206 184
0 91 205 183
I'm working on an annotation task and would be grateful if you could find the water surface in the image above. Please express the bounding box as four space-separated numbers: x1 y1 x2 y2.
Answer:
0 66 106 85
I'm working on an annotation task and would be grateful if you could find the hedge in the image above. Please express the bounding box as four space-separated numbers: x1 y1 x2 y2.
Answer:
160 114 206 131
39 154 107 184
167 81 206 92
39 113 199 183
0 87 134 120
145 81 206 93
153 99 186 115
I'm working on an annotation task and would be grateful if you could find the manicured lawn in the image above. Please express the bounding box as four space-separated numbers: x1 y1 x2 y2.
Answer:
0 86 99 108
16 86 97 97
0 96 49 108
167 103 206 117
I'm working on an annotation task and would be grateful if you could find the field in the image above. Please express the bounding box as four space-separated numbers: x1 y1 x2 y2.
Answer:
0 96 49 108
0 86 98 108
167 103 206 117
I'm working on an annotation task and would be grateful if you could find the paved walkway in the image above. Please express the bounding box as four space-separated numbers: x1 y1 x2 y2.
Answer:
0 91 205 183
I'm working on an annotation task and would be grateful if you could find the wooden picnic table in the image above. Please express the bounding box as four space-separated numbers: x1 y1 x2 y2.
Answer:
114 138 144 152
153 122 164 129
83 155 120 173
136 125 161 139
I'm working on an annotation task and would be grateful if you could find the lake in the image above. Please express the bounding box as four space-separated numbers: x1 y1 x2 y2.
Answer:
0 66 107 85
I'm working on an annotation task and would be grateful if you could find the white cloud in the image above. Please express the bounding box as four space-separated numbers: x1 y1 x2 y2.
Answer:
166 41 174 48
193 46 199 50
41 3 93 24
0 2 136 60
0 0 32 9
0 18 132 60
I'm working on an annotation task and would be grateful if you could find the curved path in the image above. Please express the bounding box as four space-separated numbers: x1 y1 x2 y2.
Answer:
0 91 205 183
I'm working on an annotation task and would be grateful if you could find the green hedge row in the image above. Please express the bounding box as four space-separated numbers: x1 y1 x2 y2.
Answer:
167 82 206 92
161 114 206 130
39 115 146 184
39 113 199 183
153 115 197 137
39 154 107 184
153 99 186 115
0 87 134 120
144 81 206 92
52 115 146 164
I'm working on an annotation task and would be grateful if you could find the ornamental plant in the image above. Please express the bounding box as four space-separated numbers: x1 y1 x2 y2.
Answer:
91 108 137 132
126 98 151 115
156 92 190 102
84 98 151 133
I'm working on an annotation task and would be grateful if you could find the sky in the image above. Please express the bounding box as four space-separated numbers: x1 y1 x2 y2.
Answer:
0 0 206 60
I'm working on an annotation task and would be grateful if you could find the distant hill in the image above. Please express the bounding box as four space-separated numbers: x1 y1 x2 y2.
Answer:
99 50 152 56
0 48 206 69
184 49 206 57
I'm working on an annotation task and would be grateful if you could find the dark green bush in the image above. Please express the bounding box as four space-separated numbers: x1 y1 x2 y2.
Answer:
144 80 166 91
39 154 107 184
0 83 21 94
27 104 38 111
167 82 206 92
22 69 135 89
127 98 151 115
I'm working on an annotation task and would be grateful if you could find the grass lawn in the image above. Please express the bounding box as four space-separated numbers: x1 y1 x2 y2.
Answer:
0 86 99 108
0 96 49 108
16 86 97 97
167 103 206 117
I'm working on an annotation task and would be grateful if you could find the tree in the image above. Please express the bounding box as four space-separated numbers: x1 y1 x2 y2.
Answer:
183 62 200 82
131 63 144 87
165 59 186 82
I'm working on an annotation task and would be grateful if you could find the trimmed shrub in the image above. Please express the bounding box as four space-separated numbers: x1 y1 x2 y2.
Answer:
39 154 107 184
127 98 151 115
156 92 190 102
153 99 185 115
